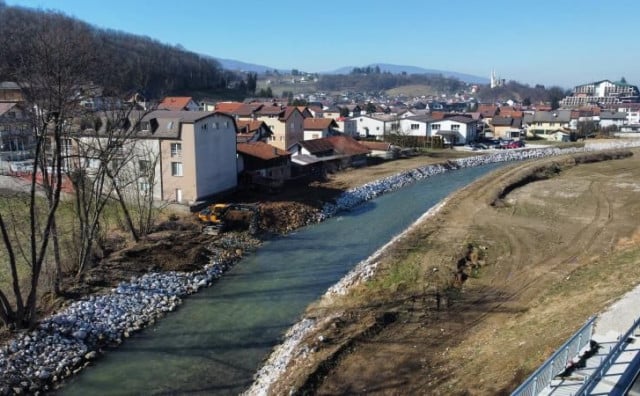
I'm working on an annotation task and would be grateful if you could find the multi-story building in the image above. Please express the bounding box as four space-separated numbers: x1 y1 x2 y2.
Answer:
561 80 640 107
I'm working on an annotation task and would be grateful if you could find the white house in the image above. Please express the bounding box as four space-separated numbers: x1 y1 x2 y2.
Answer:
398 116 433 137
599 111 627 130
429 116 478 145
354 114 400 140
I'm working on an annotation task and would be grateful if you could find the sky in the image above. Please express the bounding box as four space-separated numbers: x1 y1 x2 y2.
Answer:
5 0 640 88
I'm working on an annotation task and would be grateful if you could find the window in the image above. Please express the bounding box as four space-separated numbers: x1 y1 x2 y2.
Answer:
411 124 419 130
138 160 150 173
213 122 219 129
451 124 460 131
170 143 182 157
171 162 183 176
431 124 441 131
202 123 207 130
139 180 150 192
167 121 174 130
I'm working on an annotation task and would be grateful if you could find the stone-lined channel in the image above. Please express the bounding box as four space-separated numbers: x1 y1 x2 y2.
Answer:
61 162 507 395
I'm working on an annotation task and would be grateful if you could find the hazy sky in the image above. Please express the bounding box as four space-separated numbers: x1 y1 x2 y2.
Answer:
6 0 639 88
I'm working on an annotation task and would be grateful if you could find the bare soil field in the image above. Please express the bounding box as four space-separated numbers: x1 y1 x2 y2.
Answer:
266 150 640 395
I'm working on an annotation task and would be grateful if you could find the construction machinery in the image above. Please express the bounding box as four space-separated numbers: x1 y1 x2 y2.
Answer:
197 203 259 235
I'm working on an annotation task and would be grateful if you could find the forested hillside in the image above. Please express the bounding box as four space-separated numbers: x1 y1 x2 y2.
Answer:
0 2 239 97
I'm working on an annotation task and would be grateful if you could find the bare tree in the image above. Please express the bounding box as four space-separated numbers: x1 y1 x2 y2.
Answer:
0 11 95 328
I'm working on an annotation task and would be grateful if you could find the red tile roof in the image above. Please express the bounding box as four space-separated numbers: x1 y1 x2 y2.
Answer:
360 141 392 151
215 101 244 113
158 96 194 111
303 118 337 130
256 105 285 117
326 135 370 156
237 142 290 160
478 104 498 117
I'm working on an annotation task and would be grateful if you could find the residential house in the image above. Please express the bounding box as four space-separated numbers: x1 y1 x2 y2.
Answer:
354 114 400 140
0 102 33 157
430 116 478 145
599 111 627 130
235 120 272 142
289 136 369 175
336 118 358 137
399 115 434 137
344 104 362 117
254 106 306 150
526 110 572 139
307 105 324 118
0 82 24 102
616 103 640 124
158 96 200 111
143 110 238 203
323 106 342 120
236 141 291 188
303 118 339 140
490 116 524 139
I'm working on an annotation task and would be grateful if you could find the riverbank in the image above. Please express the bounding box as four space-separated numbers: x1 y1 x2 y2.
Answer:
1 140 640 395
245 140 640 395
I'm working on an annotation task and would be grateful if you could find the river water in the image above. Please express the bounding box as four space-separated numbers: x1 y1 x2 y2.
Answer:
62 162 506 395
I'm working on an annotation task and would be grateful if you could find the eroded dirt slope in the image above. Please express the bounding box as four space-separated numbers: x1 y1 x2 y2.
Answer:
268 150 640 395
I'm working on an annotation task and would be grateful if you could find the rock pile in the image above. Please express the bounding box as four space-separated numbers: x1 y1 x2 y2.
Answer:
0 233 258 395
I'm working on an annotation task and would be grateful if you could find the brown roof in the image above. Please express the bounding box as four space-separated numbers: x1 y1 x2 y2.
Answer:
158 96 195 111
478 104 498 117
237 142 290 160
360 141 392 151
430 111 446 120
256 105 285 117
303 118 338 130
326 135 370 156
282 106 302 120
215 101 244 113
298 138 335 154
0 102 17 116
236 120 267 133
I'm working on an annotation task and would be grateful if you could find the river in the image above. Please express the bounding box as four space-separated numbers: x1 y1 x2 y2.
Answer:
61 162 506 395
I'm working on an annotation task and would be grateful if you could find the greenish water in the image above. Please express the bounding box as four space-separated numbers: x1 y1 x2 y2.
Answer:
61 163 505 395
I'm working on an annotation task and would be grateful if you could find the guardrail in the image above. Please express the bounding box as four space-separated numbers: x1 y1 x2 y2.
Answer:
574 315 640 395
511 316 596 396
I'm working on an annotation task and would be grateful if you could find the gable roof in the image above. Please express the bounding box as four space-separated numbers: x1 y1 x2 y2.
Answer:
326 135 370 156
0 102 18 116
298 138 335 155
237 142 290 160
236 120 268 133
303 118 338 130
256 105 284 117
360 141 392 151
158 96 195 111
491 116 523 128
443 115 476 124
215 101 244 113
532 110 572 123
136 110 234 139
478 104 499 117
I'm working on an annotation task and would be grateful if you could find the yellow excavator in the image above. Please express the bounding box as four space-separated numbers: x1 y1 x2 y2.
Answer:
197 203 259 235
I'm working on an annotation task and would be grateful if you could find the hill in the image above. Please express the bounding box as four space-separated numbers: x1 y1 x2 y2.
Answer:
0 4 239 98
327 63 489 84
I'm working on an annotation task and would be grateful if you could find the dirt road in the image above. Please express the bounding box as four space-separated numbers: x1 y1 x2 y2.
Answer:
266 150 640 395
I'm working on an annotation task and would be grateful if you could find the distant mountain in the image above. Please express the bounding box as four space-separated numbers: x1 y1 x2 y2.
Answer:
326 63 489 84
215 58 285 74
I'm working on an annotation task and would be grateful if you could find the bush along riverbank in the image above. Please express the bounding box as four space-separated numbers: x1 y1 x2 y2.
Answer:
1 141 639 395
245 140 640 396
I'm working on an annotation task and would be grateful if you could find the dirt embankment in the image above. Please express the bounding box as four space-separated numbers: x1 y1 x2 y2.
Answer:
262 149 640 396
